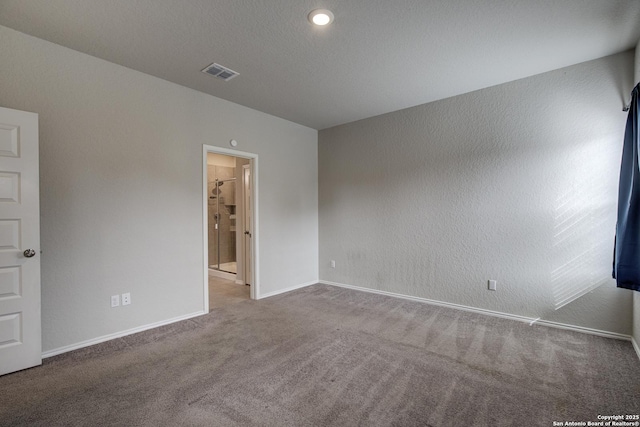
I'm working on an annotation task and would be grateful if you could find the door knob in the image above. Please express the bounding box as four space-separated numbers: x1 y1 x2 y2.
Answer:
244 231 251 237
23 249 36 258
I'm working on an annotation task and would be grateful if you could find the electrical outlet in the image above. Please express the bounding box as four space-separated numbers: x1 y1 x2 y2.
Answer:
488 280 497 291
111 295 120 307
122 292 131 306
330 260 336 268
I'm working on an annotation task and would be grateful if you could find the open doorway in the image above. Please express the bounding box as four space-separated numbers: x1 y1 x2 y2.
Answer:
203 145 258 312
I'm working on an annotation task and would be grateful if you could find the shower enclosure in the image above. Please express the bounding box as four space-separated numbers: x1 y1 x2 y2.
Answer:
208 166 237 274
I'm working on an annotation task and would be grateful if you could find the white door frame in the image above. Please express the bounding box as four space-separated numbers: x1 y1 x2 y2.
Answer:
202 144 258 312
242 164 251 286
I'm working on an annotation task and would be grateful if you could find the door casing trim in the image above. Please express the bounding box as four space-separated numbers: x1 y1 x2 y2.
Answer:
202 144 259 313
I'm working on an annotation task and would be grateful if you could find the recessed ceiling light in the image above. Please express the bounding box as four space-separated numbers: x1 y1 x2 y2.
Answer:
308 9 334 26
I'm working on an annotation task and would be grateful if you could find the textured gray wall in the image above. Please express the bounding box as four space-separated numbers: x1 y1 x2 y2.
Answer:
319 51 635 335
0 25 318 353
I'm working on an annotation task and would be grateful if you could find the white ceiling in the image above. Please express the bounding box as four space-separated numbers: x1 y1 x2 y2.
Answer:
1 0 639 130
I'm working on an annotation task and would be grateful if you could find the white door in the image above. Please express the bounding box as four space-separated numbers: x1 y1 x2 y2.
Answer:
243 164 251 286
0 107 41 376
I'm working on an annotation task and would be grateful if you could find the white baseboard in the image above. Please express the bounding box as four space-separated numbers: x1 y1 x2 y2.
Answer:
532 318 632 341
42 278 318 358
42 282 639 361
42 311 206 359
258 280 318 299
319 280 633 342
632 337 640 361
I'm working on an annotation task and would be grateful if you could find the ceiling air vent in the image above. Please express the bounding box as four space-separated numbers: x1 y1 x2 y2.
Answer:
202 63 239 81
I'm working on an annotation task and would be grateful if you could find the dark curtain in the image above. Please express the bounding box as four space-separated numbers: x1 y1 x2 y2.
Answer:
613 82 640 292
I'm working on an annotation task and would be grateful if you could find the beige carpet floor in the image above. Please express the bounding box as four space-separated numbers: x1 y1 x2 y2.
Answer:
0 283 638 426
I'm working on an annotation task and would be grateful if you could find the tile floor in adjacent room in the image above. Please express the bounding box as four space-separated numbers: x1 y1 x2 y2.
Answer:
208 275 250 310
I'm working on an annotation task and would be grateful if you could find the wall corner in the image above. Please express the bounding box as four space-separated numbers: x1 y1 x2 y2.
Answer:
635 38 640 85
